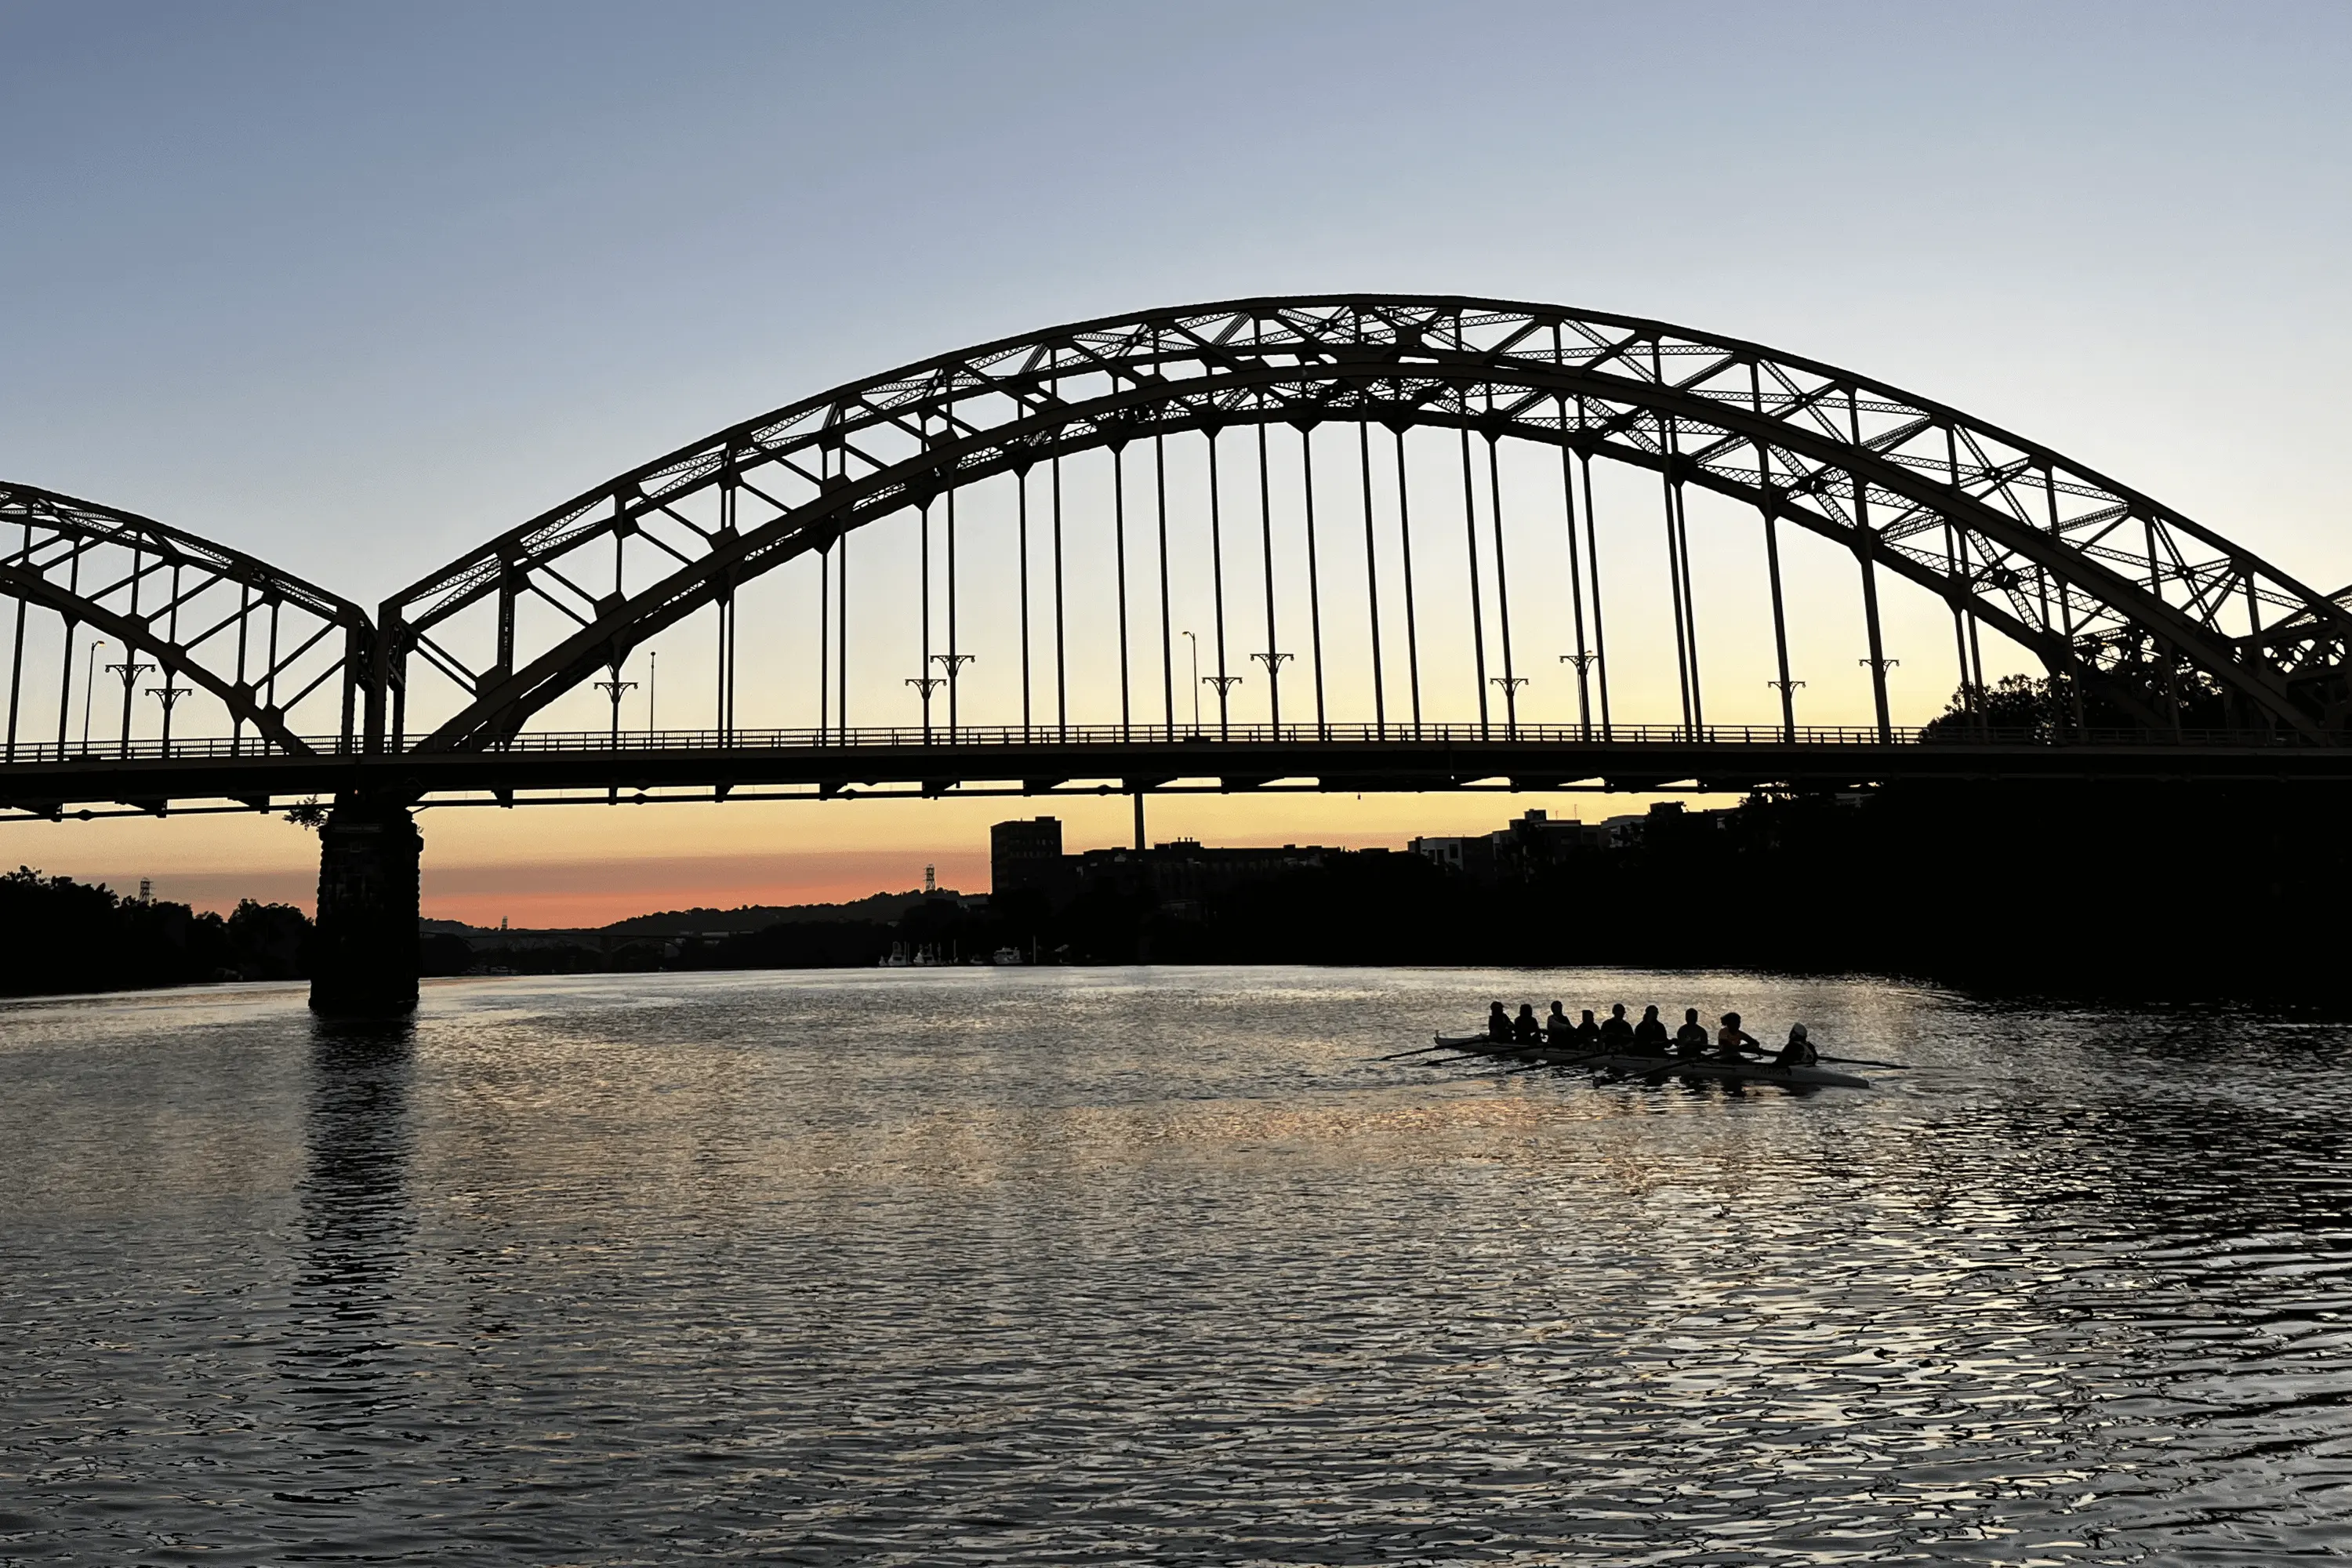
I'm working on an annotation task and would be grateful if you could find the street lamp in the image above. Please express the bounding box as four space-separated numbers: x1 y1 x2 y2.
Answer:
1181 630 1200 730
147 679 190 752
593 670 637 747
107 656 154 757
79 639 103 753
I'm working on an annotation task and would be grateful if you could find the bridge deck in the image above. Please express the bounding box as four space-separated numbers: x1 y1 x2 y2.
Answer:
1 723 2343 817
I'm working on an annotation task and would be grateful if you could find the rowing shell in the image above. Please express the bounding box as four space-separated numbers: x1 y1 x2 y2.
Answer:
1431 1035 1871 1090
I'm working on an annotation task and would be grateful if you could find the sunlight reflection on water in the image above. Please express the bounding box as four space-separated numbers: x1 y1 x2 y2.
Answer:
3 966 2350 1563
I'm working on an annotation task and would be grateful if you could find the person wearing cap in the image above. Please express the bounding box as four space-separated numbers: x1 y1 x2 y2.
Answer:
1776 1023 1819 1066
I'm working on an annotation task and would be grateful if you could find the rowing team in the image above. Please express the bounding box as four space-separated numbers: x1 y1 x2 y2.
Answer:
1486 1000 1820 1067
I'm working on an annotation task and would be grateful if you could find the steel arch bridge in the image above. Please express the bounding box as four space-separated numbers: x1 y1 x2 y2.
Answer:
6 294 2352 1007
0 480 372 763
373 293 2352 759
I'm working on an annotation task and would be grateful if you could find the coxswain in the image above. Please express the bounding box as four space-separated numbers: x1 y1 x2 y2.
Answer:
1544 1001 1573 1043
1631 1004 1670 1056
1487 1001 1512 1042
1512 1004 1541 1043
1776 1023 1819 1066
1673 1007 1710 1057
1599 1004 1635 1052
1715 1011 1762 1060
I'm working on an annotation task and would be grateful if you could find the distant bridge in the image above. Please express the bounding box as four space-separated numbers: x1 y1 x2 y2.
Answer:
8 296 2351 1007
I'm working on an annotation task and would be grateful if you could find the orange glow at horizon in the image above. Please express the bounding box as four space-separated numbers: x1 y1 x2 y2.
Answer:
2 787 1732 927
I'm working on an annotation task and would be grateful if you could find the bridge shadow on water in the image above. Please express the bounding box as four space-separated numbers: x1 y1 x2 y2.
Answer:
300 1016 416 1294
281 1016 419 1491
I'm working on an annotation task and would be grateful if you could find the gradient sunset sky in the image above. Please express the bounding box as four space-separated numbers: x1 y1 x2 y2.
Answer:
5 1 2350 924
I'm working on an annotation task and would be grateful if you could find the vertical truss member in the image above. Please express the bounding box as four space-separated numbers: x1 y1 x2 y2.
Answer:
1253 416 1287 728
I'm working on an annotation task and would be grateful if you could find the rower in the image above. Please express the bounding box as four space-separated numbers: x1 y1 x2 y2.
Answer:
1487 1001 1512 1042
1673 1007 1710 1057
1776 1023 1818 1066
1715 1011 1762 1060
1512 1004 1541 1043
1572 1009 1602 1049
1544 1002 1572 1043
1631 1005 1670 1056
1598 1004 1635 1053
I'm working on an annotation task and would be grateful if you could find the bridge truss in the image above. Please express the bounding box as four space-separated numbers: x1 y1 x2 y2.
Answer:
7 296 2352 822
0 481 370 776
377 295 2352 765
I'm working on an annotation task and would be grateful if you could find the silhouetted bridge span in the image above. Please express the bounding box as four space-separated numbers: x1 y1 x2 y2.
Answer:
8 294 2351 1010
7 724 2350 820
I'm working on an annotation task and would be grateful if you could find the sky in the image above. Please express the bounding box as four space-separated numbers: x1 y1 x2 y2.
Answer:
4 0 2349 923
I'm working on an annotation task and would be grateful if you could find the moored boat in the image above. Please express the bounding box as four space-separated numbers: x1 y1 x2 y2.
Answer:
1428 1033 1871 1090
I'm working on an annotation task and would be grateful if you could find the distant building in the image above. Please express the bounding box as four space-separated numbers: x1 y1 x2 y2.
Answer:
1598 813 1650 847
1067 838 1341 917
1409 805 1715 884
1410 808 1602 884
989 818 1346 914
991 816 1069 898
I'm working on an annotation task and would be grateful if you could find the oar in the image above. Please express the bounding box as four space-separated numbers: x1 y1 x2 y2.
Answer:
1467 1058 1559 1078
1468 1046 1625 1074
1650 1049 1911 1072
1374 1041 1465 1061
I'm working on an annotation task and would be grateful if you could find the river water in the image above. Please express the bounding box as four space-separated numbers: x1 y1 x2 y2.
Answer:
3 967 2350 1565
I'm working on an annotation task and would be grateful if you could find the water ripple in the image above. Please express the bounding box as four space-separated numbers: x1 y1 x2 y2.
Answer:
3 967 2350 1563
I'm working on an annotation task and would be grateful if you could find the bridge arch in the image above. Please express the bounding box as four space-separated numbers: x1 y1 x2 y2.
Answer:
0 481 372 759
384 296 2352 751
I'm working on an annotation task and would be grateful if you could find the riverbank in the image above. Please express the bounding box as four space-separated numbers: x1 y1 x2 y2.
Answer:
11 780 2348 1005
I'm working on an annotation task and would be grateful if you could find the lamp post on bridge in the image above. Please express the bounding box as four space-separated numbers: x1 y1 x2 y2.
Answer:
78 639 103 755
1559 652 1598 741
594 668 637 808
1767 678 1805 742
1203 674 1243 739
932 652 975 742
1250 650 1291 734
147 679 188 753
593 672 637 747
905 675 945 742
1490 676 1528 739
1181 631 1201 733
1858 659 1897 743
107 657 153 758
147 679 187 738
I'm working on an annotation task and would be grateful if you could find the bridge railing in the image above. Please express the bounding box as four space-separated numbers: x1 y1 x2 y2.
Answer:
0 735 339 765
470 720 2300 752
0 720 2310 766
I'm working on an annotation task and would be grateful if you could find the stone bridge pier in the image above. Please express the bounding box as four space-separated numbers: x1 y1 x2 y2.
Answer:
310 793 422 1016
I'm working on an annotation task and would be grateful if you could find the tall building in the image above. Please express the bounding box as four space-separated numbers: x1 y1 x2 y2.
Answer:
990 816 1066 896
